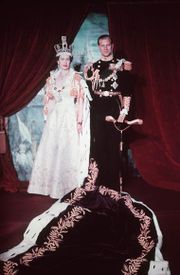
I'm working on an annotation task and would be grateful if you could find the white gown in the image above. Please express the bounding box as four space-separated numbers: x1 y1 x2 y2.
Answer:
27 68 92 199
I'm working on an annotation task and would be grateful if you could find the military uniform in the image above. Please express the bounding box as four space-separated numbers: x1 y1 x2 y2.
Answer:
86 58 134 191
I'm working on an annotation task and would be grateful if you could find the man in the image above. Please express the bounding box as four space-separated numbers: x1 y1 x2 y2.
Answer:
84 34 134 192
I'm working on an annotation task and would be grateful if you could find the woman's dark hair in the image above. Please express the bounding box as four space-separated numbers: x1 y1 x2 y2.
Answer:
57 55 73 62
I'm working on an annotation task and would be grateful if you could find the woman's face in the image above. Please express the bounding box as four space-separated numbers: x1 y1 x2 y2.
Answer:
58 53 71 70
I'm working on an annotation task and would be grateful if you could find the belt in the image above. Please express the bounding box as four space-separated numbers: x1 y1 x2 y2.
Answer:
94 91 121 97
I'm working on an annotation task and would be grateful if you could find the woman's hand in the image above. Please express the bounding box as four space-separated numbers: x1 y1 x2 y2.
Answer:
47 92 54 100
77 122 83 134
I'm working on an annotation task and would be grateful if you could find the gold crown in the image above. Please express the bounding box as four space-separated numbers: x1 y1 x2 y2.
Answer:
54 36 72 57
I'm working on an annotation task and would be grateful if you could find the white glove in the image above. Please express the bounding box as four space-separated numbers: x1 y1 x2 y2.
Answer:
120 108 128 116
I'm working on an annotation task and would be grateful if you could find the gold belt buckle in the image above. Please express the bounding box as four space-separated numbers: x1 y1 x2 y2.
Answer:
103 91 109 97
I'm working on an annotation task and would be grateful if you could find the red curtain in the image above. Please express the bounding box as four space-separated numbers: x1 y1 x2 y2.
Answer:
108 2 180 191
0 2 90 191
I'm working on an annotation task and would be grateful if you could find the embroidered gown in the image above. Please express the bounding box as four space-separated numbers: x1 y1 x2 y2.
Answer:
27 68 92 199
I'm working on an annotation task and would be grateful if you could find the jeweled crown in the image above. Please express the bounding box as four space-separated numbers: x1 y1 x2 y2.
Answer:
54 36 72 57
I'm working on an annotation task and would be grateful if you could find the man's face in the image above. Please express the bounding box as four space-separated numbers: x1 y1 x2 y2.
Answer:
98 37 114 58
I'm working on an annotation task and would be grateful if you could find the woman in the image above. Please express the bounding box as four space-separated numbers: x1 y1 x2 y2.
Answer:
27 36 92 199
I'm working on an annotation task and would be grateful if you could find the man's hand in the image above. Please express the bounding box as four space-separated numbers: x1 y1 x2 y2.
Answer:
117 113 126 123
123 61 132 71
117 108 128 123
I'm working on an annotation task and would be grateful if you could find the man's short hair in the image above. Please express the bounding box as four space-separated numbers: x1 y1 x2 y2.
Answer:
97 34 113 45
